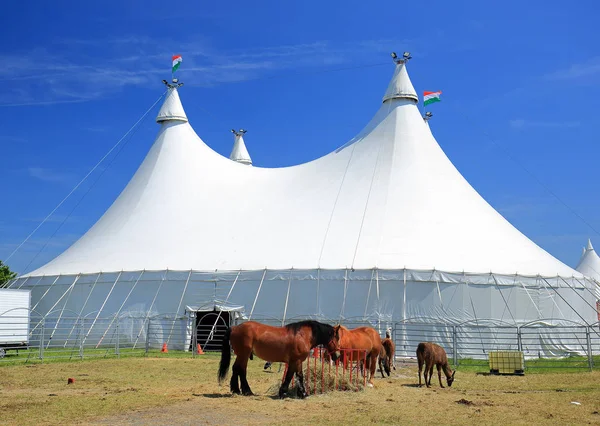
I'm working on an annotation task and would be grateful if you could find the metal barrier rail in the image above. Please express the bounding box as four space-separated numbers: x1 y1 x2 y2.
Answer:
0 314 598 371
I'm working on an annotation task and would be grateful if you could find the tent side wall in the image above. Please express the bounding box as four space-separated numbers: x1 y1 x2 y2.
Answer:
9 269 600 356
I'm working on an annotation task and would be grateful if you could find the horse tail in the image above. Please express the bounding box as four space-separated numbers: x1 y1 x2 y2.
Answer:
218 327 232 384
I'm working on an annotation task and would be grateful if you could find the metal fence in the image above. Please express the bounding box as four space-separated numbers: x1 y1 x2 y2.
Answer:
1 313 599 372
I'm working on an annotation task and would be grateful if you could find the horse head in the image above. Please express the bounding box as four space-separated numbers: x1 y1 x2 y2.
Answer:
325 324 342 361
447 370 455 387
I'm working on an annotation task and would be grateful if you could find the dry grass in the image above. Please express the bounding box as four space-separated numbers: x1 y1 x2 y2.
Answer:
1 354 599 425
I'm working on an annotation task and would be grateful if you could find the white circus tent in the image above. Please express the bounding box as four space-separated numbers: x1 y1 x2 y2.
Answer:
8 57 600 354
576 240 600 282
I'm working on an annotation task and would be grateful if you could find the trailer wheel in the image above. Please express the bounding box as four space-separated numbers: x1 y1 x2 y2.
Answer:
0 348 5 359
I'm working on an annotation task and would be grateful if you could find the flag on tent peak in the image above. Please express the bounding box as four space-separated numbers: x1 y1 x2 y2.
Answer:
423 91 441 106
172 55 182 73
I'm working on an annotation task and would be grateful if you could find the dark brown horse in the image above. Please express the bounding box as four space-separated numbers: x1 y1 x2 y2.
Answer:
378 337 396 377
218 320 337 398
331 325 382 387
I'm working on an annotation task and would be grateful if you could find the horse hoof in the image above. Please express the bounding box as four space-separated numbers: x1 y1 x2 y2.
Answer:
367 383 374 388
243 391 254 396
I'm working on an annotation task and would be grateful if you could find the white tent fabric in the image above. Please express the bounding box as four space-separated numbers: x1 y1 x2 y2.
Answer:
22 61 580 277
576 239 600 281
9 60 600 355
229 131 252 165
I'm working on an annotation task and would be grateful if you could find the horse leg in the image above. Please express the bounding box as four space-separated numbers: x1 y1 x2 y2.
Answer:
230 362 241 395
418 357 423 387
427 364 434 388
367 352 377 387
437 364 444 388
293 360 308 399
278 364 296 399
378 355 385 378
237 357 253 396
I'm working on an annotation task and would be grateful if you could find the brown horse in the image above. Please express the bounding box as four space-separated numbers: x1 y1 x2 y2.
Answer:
218 320 337 398
378 337 396 377
331 325 382 387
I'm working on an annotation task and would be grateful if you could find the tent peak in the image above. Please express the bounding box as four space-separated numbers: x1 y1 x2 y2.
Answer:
156 83 188 123
230 129 252 165
586 239 594 251
382 52 418 104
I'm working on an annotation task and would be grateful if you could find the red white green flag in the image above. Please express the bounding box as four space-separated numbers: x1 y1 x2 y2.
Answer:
423 91 441 106
172 55 183 73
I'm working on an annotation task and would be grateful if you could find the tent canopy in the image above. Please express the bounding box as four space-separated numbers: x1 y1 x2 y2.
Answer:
24 60 579 278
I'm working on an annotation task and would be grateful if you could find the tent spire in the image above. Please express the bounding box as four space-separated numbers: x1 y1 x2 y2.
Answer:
382 52 418 104
586 239 594 251
156 78 188 123
230 129 253 165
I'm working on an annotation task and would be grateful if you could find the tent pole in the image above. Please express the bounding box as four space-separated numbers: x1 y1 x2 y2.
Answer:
316 268 321 317
96 270 145 348
132 270 167 349
248 269 267 320
363 269 375 319
87 271 123 347
339 268 348 323
32 274 61 312
166 269 193 346
64 272 106 345
281 269 293 326
402 269 406 321
541 276 589 324
204 270 242 351
14 275 32 289
491 273 516 324
46 274 81 349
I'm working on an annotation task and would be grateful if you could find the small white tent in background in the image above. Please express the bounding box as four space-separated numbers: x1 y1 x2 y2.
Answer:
229 129 252 165
576 239 600 282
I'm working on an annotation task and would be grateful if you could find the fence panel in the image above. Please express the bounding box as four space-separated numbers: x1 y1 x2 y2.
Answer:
455 325 519 367
520 323 590 370
392 321 454 361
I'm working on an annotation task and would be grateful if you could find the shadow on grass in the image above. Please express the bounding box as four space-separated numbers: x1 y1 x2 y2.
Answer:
200 393 234 398
400 383 422 388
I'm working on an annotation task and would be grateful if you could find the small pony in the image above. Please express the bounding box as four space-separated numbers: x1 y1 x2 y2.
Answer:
218 320 338 398
416 342 455 388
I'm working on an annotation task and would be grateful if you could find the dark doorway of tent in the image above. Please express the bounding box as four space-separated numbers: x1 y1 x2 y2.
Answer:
193 310 231 352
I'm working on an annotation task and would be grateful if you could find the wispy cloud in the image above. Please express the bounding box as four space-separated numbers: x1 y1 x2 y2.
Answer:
0 37 413 107
27 167 74 183
509 119 580 129
544 57 600 81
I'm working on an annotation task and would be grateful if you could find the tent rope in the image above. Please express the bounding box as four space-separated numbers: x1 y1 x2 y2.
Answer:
6 91 167 266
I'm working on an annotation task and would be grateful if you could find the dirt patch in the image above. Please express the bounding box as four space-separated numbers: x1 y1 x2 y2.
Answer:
456 398 474 406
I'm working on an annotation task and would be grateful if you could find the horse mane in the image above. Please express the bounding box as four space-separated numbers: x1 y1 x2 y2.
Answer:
285 320 334 345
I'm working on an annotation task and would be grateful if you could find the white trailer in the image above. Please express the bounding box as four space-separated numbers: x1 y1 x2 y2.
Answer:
0 288 31 357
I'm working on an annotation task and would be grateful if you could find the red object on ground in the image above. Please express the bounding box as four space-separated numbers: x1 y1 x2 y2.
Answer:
67 378 75 384
161 343 168 353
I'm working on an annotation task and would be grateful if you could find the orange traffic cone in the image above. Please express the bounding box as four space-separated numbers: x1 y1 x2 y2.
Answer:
196 344 204 355
161 343 168 353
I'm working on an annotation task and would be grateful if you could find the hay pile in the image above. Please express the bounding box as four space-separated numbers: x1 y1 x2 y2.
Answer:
268 361 365 398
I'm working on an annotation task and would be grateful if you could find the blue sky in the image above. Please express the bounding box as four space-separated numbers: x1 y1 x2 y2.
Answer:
1 0 599 274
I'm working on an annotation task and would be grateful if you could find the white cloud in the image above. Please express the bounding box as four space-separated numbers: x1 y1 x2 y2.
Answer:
544 57 600 81
0 37 413 107
27 167 74 183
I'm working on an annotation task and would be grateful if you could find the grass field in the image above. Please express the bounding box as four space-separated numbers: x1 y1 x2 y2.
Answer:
1 353 599 425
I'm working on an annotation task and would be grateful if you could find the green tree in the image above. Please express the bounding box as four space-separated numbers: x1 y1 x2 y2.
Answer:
0 260 17 288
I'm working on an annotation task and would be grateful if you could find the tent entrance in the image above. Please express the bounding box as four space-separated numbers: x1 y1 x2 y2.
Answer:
194 310 231 351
